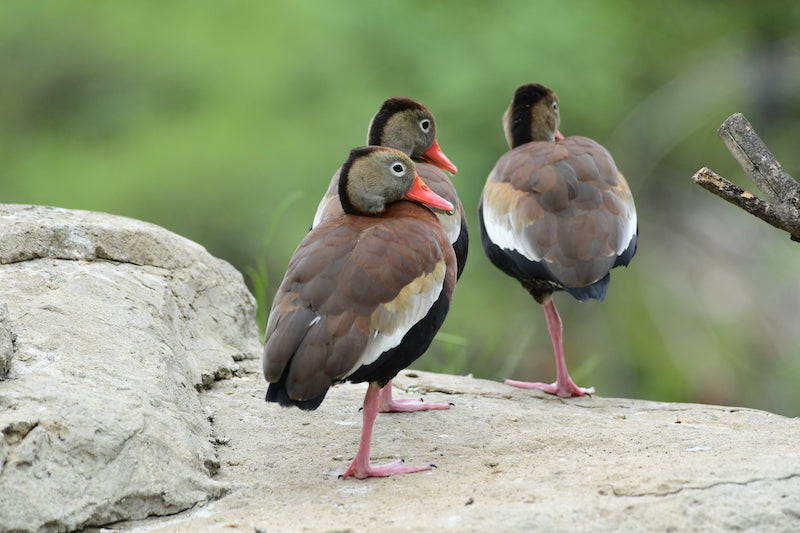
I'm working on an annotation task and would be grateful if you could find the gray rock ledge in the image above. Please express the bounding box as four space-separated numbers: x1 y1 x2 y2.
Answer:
2 204 798 533
109 361 800 533
0 205 261 533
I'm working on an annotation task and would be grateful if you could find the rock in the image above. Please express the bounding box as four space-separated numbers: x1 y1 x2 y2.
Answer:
0 205 262 533
3 204 799 532
111 362 800 533
0 304 14 378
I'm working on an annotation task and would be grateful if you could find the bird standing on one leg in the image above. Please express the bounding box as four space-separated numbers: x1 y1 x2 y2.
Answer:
264 146 457 478
313 96 467 412
478 83 638 397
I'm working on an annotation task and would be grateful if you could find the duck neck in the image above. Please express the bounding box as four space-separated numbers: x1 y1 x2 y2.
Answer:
338 150 363 215
505 107 557 148
505 104 533 149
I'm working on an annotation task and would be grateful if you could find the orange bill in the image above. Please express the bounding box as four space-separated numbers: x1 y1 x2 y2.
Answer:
404 174 454 212
419 139 458 175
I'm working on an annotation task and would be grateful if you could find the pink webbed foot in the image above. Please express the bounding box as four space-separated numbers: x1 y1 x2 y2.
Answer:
341 383 437 480
504 378 595 398
340 458 434 480
506 299 596 398
378 381 452 413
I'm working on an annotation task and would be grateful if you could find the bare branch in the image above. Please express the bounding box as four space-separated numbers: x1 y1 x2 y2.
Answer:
716 113 800 205
692 167 800 240
693 113 800 243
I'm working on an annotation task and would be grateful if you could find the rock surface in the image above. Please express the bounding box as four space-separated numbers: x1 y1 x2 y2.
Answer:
106 360 800 533
2 204 799 533
0 205 262 533
0 304 13 379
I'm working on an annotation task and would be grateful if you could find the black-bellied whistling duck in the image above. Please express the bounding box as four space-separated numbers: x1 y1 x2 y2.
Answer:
264 146 457 479
313 96 467 412
478 83 638 398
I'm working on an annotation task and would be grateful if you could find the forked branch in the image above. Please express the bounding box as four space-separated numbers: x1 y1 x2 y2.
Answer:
692 113 800 242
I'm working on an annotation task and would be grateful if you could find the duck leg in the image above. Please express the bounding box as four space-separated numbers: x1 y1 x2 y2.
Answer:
505 298 595 397
378 380 451 413
341 383 434 479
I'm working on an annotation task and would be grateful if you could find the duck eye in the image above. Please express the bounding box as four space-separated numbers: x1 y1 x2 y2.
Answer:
552 101 558 111
391 162 406 176
419 119 431 132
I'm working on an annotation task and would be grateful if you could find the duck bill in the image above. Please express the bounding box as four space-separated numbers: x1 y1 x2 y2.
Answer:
404 174 454 212
419 139 458 175
555 130 565 141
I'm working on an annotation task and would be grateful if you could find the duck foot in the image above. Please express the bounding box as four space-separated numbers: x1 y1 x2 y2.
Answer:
378 381 451 413
504 378 594 398
505 298 596 398
340 383 435 479
341 458 433 479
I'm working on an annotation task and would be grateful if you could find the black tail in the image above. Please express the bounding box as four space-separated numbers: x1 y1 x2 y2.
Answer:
265 365 328 411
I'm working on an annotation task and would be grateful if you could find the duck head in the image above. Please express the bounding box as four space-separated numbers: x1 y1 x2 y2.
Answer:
503 83 565 149
338 146 454 216
367 97 458 174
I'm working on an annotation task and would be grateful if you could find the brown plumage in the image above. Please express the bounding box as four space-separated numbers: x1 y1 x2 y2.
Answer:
264 146 457 478
313 97 467 279
479 83 637 397
312 96 467 412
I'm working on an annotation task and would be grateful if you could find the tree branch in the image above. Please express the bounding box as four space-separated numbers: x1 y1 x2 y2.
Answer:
693 113 800 242
692 167 799 238
716 113 800 204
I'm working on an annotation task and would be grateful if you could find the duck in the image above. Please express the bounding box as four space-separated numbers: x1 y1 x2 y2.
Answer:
312 96 467 412
264 146 457 479
478 82 638 397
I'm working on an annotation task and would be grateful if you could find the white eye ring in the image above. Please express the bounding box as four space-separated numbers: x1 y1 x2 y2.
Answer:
552 101 558 111
419 119 431 132
391 162 406 176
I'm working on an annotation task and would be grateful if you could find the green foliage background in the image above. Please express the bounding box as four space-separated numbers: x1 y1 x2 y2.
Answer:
2 1 799 415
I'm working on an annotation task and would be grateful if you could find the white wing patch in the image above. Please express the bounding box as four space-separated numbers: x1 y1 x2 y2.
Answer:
481 180 543 262
344 260 446 376
312 195 335 228
435 210 462 245
614 172 638 256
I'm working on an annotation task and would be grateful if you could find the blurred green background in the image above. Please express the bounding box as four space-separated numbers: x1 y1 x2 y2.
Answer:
2 1 799 415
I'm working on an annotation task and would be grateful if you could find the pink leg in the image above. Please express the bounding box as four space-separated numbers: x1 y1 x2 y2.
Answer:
505 299 595 398
340 383 434 479
378 380 452 413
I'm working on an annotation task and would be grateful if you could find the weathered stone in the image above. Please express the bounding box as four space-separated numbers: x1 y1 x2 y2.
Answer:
0 304 13 379
2 204 799 532
111 362 800 533
0 205 262 533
